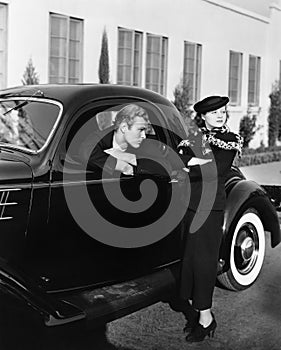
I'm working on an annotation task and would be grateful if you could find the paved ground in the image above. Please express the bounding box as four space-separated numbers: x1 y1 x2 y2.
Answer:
240 161 281 185
106 231 281 350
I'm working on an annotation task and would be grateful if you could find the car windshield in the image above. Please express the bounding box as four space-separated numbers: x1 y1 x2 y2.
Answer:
0 98 61 152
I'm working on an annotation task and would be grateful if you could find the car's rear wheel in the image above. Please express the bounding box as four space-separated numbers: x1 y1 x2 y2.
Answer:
218 208 266 291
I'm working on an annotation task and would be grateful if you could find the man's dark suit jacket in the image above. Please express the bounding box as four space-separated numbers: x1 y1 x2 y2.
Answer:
78 127 174 178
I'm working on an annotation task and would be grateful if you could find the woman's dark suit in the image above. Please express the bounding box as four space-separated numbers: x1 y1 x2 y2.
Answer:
178 128 241 310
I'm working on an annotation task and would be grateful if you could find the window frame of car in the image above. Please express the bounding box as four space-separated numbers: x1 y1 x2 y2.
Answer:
56 98 173 175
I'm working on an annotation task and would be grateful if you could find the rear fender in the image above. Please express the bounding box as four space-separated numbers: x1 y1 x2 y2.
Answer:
224 180 280 247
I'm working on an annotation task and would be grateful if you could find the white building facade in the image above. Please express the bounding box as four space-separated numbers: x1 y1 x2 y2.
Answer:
1 0 281 147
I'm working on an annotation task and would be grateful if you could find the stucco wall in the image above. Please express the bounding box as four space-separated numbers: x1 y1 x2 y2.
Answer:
4 0 281 146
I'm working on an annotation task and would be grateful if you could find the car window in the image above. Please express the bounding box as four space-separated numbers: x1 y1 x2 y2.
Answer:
96 111 117 131
0 98 61 152
96 110 156 135
64 101 166 177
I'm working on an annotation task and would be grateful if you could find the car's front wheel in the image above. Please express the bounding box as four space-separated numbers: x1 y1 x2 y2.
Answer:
218 208 266 291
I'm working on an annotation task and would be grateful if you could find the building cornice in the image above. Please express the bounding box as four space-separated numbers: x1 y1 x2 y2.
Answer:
269 3 281 12
202 0 270 24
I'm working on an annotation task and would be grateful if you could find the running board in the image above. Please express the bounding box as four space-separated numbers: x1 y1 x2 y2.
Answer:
58 266 179 328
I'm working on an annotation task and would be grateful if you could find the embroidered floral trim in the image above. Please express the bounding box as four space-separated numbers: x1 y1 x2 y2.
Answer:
178 139 193 148
178 130 244 156
202 133 244 155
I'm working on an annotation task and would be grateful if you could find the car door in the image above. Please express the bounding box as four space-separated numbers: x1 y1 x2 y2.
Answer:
47 98 187 291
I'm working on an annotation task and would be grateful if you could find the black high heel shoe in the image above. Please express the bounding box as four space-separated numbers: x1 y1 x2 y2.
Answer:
185 313 217 342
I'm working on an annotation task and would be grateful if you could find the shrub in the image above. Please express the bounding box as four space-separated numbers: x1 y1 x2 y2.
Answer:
235 145 281 167
172 78 196 136
268 82 281 146
22 58 39 85
239 109 261 148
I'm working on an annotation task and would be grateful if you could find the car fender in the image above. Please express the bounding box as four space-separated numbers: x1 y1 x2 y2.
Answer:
221 180 281 271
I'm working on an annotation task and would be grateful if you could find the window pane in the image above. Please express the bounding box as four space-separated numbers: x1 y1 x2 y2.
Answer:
248 55 260 105
51 15 67 37
123 31 133 48
117 28 133 85
133 67 139 86
133 32 142 86
228 51 242 105
184 41 201 103
68 18 82 82
256 57 261 104
50 57 66 78
69 59 79 78
160 38 168 94
0 29 4 51
69 40 80 59
146 34 167 94
0 52 3 71
50 37 67 57
70 19 82 40
50 14 67 83
0 4 7 89
49 14 83 83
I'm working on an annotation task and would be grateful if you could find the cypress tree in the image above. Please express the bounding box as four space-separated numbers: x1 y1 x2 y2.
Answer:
98 29 110 84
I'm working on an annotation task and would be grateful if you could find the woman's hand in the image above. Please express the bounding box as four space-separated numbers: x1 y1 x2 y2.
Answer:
187 157 213 166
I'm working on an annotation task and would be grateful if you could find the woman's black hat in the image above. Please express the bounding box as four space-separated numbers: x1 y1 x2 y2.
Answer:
193 96 229 114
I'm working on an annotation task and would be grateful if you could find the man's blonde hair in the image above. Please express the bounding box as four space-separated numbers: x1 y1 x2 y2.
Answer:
114 104 149 130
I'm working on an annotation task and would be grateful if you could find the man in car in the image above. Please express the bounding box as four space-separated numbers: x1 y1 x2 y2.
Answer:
85 103 172 177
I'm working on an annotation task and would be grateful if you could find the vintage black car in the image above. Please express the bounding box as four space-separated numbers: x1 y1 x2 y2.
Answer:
0 84 279 330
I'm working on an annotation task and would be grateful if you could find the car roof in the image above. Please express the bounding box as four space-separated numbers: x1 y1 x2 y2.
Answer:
0 84 173 110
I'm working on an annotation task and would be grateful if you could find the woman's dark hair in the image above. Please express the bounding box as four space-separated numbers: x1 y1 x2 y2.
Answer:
194 113 205 128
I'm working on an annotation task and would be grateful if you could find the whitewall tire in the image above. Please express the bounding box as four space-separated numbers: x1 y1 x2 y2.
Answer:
218 208 266 291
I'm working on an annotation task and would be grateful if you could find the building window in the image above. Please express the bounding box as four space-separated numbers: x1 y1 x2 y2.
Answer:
0 3 7 89
228 51 243 105
183 41 202 104
248 55 261 106
145 34 168 95
117 28 143 86
49 13 83 83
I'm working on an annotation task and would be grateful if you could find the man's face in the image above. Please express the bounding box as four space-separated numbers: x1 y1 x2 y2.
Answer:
123 116 148 148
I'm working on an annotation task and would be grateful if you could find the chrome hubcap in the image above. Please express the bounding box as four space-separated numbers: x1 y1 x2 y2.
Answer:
234 223 259 274
241 237 255 261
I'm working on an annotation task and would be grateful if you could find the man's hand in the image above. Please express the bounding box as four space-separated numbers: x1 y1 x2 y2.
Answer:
104 148 137 166
115 159 134 175
187 157 213 166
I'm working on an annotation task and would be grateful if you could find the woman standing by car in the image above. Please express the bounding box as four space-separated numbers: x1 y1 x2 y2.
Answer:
170 96 243 342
